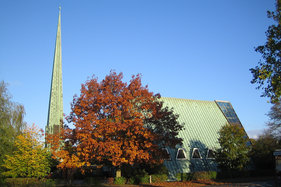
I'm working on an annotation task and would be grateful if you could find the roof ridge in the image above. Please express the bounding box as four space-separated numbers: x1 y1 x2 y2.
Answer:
161 97 215 103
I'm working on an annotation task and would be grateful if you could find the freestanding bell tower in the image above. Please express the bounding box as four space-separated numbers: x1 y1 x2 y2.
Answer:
46 7 63 135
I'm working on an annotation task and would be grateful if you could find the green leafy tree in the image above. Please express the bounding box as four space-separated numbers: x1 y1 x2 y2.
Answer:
215 124 250 175
0 81 26 176
250 131 281 171
2 124 51 178
250 1 281 103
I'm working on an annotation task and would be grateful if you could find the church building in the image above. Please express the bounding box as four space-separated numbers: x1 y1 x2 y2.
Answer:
46 8 249 177
161 97 248 176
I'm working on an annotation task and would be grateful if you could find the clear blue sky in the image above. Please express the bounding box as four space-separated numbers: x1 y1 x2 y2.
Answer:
0 0 276 138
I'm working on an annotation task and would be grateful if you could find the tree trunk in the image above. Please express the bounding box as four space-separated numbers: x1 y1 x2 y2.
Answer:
116 168 121 178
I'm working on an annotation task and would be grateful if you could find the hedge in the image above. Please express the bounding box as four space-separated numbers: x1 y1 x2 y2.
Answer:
4 178 55 186
177 171 217 181
114 173 168 184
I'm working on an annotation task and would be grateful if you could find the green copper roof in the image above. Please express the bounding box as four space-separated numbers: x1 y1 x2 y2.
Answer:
46 7 63 134
161 97 229 174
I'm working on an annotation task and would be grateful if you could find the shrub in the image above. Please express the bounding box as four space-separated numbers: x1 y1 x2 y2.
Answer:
208 171 217 179
120 164 169 184
152 174 168 183
192 171 211 180
106 177 114 184
4 178 55 186
121 165 146 179
43 179 56 187
132 174 150 184
176 173 193 181
176 171 217 181
127 177 135 184
132 173 168 184
85 177 103 185
0 177 5 185
122 171 168 184
114 177 126 185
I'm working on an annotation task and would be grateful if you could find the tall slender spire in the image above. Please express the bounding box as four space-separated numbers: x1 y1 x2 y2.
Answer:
46 7 63 135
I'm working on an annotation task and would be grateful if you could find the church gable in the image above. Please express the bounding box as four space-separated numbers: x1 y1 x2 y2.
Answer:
161 97 245 174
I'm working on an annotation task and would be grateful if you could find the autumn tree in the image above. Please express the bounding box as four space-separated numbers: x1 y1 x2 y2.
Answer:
215 124 250 176
46 125 83 184
250 1 281 103
49 71 184 177
0 81 26 177
2 124 51 178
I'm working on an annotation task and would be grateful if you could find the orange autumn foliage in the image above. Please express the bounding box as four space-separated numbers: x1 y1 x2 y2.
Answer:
46 126 84 170
47 71 184 170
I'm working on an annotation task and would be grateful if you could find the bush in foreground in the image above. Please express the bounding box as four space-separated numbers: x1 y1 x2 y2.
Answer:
114 177 126 185
114 173 168 185
177 171 217 181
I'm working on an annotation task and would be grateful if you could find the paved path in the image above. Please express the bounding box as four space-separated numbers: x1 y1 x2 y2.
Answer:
204 179 277 187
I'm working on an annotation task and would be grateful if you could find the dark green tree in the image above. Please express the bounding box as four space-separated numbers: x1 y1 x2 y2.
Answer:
250 1 281 103
215 124 250 176
0 81 26 177
250 131 280 172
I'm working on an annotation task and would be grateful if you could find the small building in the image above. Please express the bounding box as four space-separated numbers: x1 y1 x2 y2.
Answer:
274 149 281 173
161 97 248 177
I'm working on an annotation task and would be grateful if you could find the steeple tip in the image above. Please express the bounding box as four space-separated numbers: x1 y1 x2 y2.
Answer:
59 6 61 13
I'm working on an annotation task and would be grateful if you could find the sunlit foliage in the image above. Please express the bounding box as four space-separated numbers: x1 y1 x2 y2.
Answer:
0 81 26 176
2 124 51 178
47 71 183 175
215 124 250 173
250 2 281 103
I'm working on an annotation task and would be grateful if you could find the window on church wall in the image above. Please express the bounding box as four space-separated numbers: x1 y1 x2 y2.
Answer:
191 148 201 159
176 148 187 160
162 148 171 161
206 149 215 159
